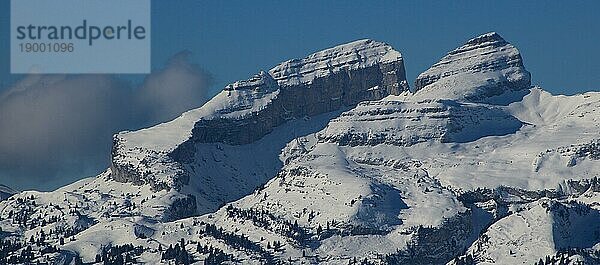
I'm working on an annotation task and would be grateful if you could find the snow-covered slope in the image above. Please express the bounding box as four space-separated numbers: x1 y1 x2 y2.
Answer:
0 32 599 265
317 99 523 147
451 182 600 265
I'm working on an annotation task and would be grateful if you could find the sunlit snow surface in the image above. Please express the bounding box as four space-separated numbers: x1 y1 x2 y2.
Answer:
1 33 600 264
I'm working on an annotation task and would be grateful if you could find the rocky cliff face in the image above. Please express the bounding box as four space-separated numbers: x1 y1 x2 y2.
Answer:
192 39 408 146
316 99 522 147
414 32 531 104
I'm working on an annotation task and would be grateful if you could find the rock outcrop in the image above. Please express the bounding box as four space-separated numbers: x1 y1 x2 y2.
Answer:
317 99 522 147
192 39 409 145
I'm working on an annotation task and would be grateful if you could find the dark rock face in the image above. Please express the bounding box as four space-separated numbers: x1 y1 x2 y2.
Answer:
134 224 155 239
0 184 16 201
192 64 403 145
380 55 410 95
385 212 472 265
414 32 531 104
110 137 144 185
164 194 198 221
111 136 188 192
188 39 409 146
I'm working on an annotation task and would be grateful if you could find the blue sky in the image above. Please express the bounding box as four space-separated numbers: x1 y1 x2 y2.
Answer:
1 1 599 94
0 1 599 191
154 0 600 94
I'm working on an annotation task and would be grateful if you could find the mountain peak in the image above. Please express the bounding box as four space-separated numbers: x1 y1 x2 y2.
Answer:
446 32 509 57
464 31 505 45
413 32 531 104
269 39 406 89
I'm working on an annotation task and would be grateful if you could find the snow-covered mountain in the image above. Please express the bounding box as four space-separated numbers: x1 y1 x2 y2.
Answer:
109 39 408 220
1 32 599 265
413 32 531 105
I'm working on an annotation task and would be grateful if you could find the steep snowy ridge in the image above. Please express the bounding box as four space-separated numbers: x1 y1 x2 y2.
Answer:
316 99 522 147
508 87 600 127
414 32 531 104
1 32 600 265
269 39 408 94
